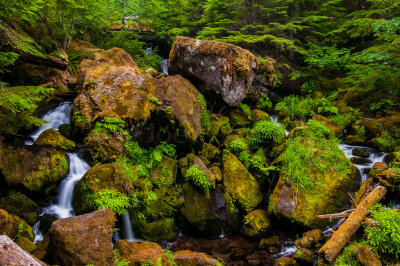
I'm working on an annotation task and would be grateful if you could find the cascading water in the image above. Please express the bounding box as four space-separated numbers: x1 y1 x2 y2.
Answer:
121 212 136 241
145 47 153 55
161 59 168 74
270 115 289 136
29 102 90 243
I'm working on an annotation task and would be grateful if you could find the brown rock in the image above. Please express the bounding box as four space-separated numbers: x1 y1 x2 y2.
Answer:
295 229 324 249
293 248 314 264
241 210 271 239
32 238 49 261
0 209 34 241
259 236 281 248
114 240 171 265
0 235 45 266
173 250 220 265
274 256 298 266
169 36 257 106
356 245 382 266
15 237 37 253
48 208 115 265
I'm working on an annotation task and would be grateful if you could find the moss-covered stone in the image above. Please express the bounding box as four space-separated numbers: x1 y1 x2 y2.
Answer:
252 109 270 123
230 109 252 127
34 128 77 151
223 153 262 211
352 148 369 158
385 151 400 168
84 130 128 163
150 156 177 188
0 143 69 192
274 257 299 266
209 165 223 183
0 192 39 224
350 157 371 165
68 40 103 58
178 154 216 188
293 248 314 265
114 240 171 265
73 163 135 214
32 238 49 261
210 115 232 139
0 209 34 241
140 217 177 241
294 229 324 249
199 143 221 162
241 209 271 239
147 186 184 220
173 250 220 265
259 236 280 248
16 237 37 253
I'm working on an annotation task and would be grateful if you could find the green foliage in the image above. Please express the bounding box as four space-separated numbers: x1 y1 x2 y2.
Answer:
375 130 400 152
256 94 272 111
184 165 213 194
93 189 131 215
150 97 162 106
247 120 286 150
198 94 211 132
300 81 319 95
67 53 84 77
365 204 400 258
113 249 129 266
0 86 54 132
334 245 360 266
0 52 19 74
239 103 252 120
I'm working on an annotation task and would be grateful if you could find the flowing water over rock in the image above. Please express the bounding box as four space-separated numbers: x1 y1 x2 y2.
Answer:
270 115 289 136
161 59 168 74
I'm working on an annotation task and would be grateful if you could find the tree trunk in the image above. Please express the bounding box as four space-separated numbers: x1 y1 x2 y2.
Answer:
318 186 387 263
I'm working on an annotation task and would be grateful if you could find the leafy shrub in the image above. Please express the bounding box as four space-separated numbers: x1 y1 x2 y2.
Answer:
93 189 131 215
184 165 213 194
256 94 272 111
247 120 286 150
365 204 400 258
375 130 400 152
0 86 54 132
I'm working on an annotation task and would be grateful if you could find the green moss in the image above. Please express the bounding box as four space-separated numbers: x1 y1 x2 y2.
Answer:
140 218 177 241
198 93 211 132
184 165 213 195
34 129 77 151
0 192 38 224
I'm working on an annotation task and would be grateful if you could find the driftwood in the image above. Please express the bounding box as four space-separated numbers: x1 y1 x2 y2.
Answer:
318 209 354 220
318 186 387 263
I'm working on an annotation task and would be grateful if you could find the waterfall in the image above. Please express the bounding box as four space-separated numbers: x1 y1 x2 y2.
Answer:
121 212 136 241
161 59 168 74
145 47 153 55
270 115 289 136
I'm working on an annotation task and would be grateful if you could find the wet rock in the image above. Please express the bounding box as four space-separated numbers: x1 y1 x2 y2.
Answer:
241 210 271 239
169 36 257 106
230 109 252 127
199 143 222 162
252 109 270 123
140 217 177 241
0 192 39 224
48 208 115 265
369 162 389 179
350 157 372 165
73 163 134 214
147 186 184 220
355 244 382 266
0 235 45 266
173 250 220 265
0 209 34 241
345 134 366 146
250 57 276 99
210 165 223 183
223 153 262 211
38 213 57 234
180 183 240 237
34 128 77 151
352 148 369 158
179 154 217 188
15 237 37 253
151 156 177 188
259 236 280 249
274 256 298 266
72 48 203 144
114 240 171 265
210 115 232 142
58 123 73 139
293 248 314 265
0 143 69 192
31 238 49 261
294 229 324 249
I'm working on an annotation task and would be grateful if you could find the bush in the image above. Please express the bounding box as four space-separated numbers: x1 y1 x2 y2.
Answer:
184 165 213 194
93 189 131 215
247 120 286 150
365 204 400 258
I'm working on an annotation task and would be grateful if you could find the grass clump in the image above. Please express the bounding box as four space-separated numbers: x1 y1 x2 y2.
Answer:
365 204 400 259
247 120 286 150
184 165 213 194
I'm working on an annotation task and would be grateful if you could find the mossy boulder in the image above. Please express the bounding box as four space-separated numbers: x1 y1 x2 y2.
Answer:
274 257 298 266
293 248 314 265
223 153 263 211
385 150 400 168
210 115 232 140
241 209 271 239
173 250 220 265
68 40 103 58
169 36 257 106
0 209 34 241
352 148 369 158
73 163 135 214
294 229 324 249
0 192 39 224
32 238 49 261
268 135 360 228
140 217 177 241
180 183 240 237
34 128 77 151
147 186 184 220
178 154 217 188
198 143 221 162
151 156 177 188
252 109 270 123
83 130 128 162
15 237 37 253
113 240 171 265
230 109 252 127
0 143 69 192
259 236 280 249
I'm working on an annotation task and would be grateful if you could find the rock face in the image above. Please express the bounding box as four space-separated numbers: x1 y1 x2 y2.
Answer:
72 47 203 143
48 208 115 265
0 142 69 192
168 36 257 106
223 153 263 211
173 250 220 265
34 128 77 151
0 209 34 241
114 240 171 265
0 235 45 266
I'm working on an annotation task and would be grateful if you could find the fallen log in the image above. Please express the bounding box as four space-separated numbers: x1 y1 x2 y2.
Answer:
0 235 46 266
318 186 386 263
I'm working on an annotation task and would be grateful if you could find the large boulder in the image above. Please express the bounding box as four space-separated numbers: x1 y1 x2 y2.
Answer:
48 208 115 265
223 153 263 211
0 192 39 224
0 235 45 266
173 250 220 265
168 36 258 106
241 209 271 239
0 143 68 192
34 128 77 151
71 48 203 143
0 209 34 241
113 240 171 265
180 183 240 237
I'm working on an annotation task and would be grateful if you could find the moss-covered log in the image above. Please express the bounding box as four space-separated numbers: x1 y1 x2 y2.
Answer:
318 186 387 263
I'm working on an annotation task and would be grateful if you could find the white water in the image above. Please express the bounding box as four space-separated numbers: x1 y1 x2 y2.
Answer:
270 115 290 136
26 102 72 144
339 144 387 182
122 212 136 241
274 243 297 258
161 59 168 74
145 47 153 55
30 102 90 243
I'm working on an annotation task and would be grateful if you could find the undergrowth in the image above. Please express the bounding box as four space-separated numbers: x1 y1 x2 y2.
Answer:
184 165 213 195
